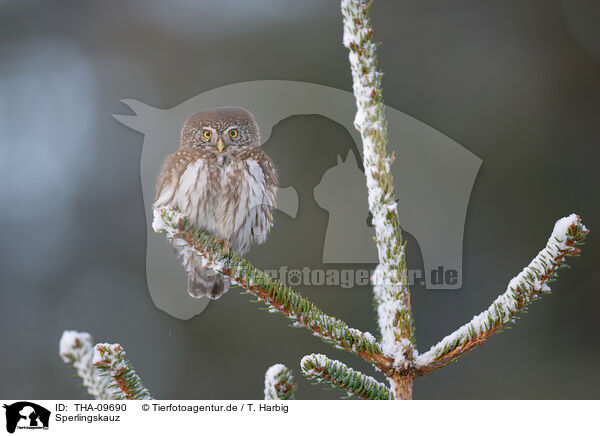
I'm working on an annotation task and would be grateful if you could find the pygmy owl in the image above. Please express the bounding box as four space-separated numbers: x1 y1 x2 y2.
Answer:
154 106 277 299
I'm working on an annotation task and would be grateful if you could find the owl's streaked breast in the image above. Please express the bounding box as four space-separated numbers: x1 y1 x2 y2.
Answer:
158 154 272 242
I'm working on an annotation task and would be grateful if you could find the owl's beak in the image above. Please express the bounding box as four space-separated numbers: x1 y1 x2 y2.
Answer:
217 137 225 153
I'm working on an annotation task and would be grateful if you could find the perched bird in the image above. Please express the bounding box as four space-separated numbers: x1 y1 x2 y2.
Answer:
154 107 277 299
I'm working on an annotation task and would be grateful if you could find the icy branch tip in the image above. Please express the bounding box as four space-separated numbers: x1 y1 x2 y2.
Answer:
264 363 296 400
59 330 93 363
93 343 126 377
553 213 588 243
265 364 287 383
152 207 185 235
300 354 327 374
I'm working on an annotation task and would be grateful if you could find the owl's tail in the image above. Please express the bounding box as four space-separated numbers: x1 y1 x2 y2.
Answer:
187 272 229 299
181 251 229 299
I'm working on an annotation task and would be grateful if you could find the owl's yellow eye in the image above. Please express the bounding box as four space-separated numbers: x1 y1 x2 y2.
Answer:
203 130 212 139
229 129 238 138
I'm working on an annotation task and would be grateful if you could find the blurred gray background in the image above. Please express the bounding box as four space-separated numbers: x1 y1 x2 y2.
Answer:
1 0 598 399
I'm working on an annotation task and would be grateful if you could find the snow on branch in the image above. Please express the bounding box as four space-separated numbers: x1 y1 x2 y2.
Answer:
93 343 154 400
416 214 589 374
301 353 393 400
153 206 392 370
264 364 297 400
341 0 415 369
59 330 120 399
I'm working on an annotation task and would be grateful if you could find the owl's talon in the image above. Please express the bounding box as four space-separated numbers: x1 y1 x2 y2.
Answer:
214 237 230 254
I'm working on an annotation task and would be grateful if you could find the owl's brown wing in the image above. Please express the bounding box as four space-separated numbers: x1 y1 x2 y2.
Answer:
245 147 278 187
154 146 208 208
236 147 278 192
229 148 278 254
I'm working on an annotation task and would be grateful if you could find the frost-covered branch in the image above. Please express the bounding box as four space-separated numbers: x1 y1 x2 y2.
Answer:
264 364 297 400
415 214 590 374
154 206 392 370
301 354 393 400
93 343 154 400
59 331 119 399
342 0 415 398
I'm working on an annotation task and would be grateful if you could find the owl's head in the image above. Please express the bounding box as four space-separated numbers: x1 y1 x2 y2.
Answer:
180 106 260 154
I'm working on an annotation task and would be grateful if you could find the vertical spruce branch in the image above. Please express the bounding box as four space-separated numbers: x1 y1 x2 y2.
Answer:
341 0 416 398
